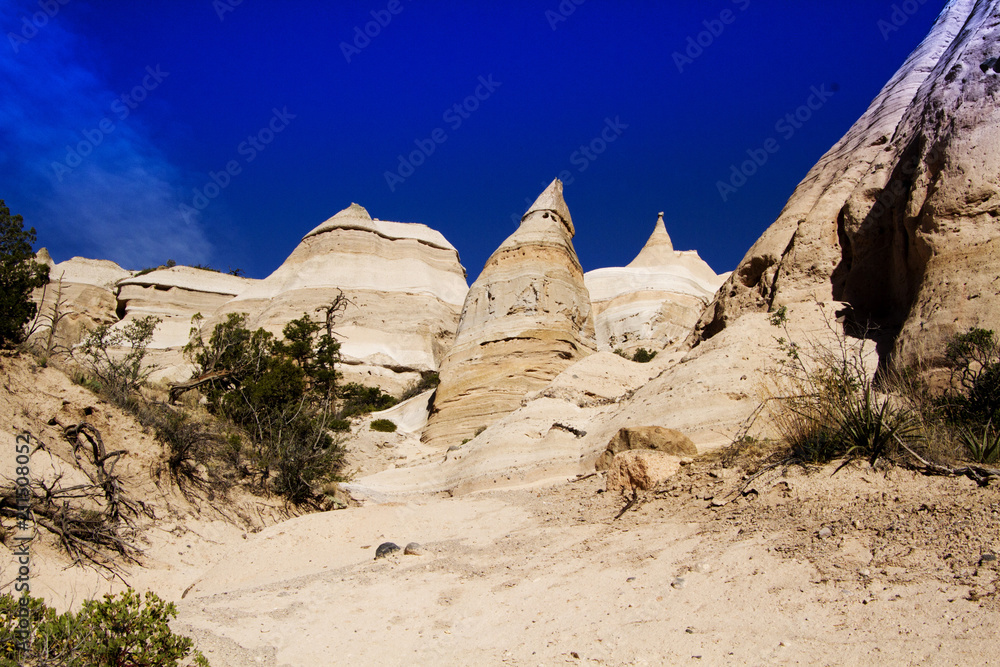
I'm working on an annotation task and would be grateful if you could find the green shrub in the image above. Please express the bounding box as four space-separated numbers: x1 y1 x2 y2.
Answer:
400 371 440 401
0 200 49 348
0 589 208 666
960 422 1000 465
76 315 161 401
184 311 346 503
370 419 397 433
329 418 351 432
762 309 922 465
631 348 657 363
943 328 1000 424
338 383 398 418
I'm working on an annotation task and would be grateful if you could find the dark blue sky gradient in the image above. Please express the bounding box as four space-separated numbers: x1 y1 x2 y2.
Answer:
0 0 944 280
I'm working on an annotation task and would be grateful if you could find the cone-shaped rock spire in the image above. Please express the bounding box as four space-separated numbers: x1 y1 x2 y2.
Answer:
522 178 574 235
585 212 725 355
627 212 674 267
423 179 596 449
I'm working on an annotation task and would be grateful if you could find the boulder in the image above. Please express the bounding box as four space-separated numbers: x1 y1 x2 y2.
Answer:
596 425 697 471
585 213 726 355
606 450 682 494
422 179 597 449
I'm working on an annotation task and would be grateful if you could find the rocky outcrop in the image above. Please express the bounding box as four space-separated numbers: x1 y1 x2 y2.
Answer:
585 213 726 354
606 450 682 495
422 179 597 449
595 425 697 471
117 267 257 349
694 0 1000 378
30 252 132 351
213 204 469 394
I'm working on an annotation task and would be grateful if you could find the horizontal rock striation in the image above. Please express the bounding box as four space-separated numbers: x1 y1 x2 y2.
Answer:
422 179 597 449
586 213 726 354
213 203 469 394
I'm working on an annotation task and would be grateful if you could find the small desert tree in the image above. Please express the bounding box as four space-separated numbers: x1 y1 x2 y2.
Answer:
0 199 49 347
185 311 346 502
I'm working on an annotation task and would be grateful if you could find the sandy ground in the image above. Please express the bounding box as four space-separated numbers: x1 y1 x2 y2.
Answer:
174 459 1000 666
3 355 999 666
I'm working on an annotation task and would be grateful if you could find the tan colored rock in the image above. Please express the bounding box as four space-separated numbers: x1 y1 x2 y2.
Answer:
595 425 697 471
586 213 726 354
605 450 682 494
30 255 132 352
693 0 1000 378
422 179 596 449
117 267 257 349
212 204 468 395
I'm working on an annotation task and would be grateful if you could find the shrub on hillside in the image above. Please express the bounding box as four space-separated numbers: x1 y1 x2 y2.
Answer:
76 316 161 401
0 589 208 666
370 419 397 433
185 311 346 502
0 200 49 348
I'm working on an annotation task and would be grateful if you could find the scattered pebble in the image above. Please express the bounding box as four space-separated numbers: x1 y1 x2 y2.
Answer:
375 542 401 559
404 542 425 556
818 526 833 539
626 577 636 582
671 577 686 590
694 562 712 574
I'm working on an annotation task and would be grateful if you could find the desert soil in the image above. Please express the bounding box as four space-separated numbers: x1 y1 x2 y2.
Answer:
174 458 1000 667
3 356 999 666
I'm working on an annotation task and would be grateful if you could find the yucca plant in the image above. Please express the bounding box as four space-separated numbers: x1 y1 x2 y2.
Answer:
960 421 1000 465
835 386 922 466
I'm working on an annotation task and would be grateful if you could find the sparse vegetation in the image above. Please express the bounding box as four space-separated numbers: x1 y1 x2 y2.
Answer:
0 589 209 667
370 419 397 432
184 310 347 503
338 382 398 418
613 348 658 363
0 199 49 348
400 371 440 401
76 316 162 401
744 312 1000 483
631 348 657 363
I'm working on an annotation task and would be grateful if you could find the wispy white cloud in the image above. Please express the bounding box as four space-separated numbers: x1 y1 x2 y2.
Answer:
0 0 211 268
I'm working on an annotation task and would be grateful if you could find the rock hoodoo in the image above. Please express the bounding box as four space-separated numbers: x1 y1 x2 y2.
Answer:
694 0 1000 376
585 213 726 354
422 179 597 449
31 254 132 352
212 203 469 394
117 267 257 350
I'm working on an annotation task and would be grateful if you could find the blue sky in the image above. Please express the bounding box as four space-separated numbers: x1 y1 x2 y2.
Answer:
1 0 943 280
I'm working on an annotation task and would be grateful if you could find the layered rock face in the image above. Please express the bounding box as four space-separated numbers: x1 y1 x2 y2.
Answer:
117 267 257 349
214 204 469 394
422 179 597 449
694 0 1000 375
31 251 132 351
585 213 726 354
